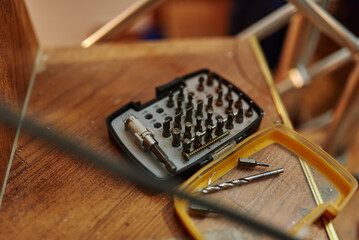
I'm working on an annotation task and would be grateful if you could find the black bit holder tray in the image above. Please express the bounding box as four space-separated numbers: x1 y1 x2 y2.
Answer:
106 69 264 182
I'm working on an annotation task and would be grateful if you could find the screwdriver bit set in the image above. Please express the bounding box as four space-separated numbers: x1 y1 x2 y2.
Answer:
106 69 264 180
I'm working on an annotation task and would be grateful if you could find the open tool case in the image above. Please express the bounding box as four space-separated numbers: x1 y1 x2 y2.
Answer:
106 69 264 181
174 124 358 239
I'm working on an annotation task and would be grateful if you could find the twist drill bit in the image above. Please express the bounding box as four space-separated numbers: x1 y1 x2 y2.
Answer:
238 158 269 168
245 100 254 117
166 91 174 108
195 169 284 194
197 76 205 91
125 115 176 173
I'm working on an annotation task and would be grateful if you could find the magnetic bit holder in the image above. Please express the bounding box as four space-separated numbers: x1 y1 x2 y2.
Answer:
125 115 177 173
195 168 284 194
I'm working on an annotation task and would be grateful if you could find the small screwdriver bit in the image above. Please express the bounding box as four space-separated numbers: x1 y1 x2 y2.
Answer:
216 77 223 93
174 113 182 129
205 109 213 127
216 89 223 107
225 112 234 130
189 202 218 216
182 138 192 154
176 99 182 115
185 106 193 123
166 91 174 108
215 117 224 136
193 131 202 149
183 122 192 139
225 98 233 115
207 72 214 86
238 158 269 167
197 76 205 91
245 100 254 117
235 108 244 123
235 92 243 109
195 100 204 117
178 85 184 101
186 92 194 109
171 128 181 147
225 84 233 101
205 94 213 111
162 119 171 138
194 116 202 132
204 125 213 142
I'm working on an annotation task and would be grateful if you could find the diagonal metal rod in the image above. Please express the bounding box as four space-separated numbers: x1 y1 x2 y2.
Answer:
0 103 295 240
287 0 359 53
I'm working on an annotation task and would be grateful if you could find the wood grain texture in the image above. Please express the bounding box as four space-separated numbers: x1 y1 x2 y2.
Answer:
0 38 328 239
0 0 39 190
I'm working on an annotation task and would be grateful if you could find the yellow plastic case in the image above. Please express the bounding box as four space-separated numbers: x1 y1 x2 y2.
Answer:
174 124 357 239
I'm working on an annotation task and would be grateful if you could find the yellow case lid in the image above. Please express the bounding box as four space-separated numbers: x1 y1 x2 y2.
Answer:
174 124 357 239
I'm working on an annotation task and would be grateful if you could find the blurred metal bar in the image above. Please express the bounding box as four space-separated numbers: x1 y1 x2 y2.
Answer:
277 47 352 93
287 0 359 53
237 3 297 40
81 0 166 48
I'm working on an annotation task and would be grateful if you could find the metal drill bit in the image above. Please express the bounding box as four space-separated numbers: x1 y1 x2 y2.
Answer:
195 100 203 117
178 85 184 101
174 113 182 129
206 94 213 111
182 138 191 154
189 202 218 216
125 115 176 173
186 92 194 109
196 169 284 194
194 116 202 132
225 112 234 130
207 72 213 86
235 93 243 109
176 99 182 115
225 98 233 115
171 128 181 147
235 108 244 123
205 109 213 127
197 76 205 91
245 100 254 117
183 122 192 139
215 117 224 136
216 77 223 93
193 131 202 149
162 119 171 138
185 106 193 123
166 91 174 108
225 84 233 101
238 158 269 168
216 89 223 107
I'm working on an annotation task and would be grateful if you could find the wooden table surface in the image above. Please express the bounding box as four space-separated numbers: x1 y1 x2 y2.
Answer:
0 37 330 239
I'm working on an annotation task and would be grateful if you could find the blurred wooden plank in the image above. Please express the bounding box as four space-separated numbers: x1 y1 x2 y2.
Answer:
0 0 39 193
0 37 328 239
